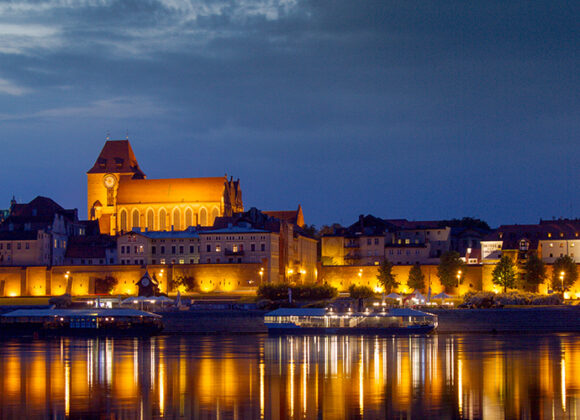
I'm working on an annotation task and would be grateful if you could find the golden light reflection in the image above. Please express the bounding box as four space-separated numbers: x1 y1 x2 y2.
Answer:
1 334 580 418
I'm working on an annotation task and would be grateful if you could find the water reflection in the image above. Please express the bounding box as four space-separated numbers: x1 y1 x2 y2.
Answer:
0 334 579 419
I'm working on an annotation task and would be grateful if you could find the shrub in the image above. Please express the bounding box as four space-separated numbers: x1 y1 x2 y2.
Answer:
462 291 562 308
94 276 118 294
348 284 375 299
257 283 338 301
170 276 196 293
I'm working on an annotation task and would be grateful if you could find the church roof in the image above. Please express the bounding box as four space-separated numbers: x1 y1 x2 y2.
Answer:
116 177 227 204
87 140 146 177
264 205 304 226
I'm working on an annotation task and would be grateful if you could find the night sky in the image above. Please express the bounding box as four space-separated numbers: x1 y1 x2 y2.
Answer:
0 0 578 228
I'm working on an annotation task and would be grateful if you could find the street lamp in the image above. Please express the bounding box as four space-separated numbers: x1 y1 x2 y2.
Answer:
560 271 565 293
259 268 264 285
456 270 462 288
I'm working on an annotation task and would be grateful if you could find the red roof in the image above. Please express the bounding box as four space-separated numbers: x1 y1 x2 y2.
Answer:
87 140 145 177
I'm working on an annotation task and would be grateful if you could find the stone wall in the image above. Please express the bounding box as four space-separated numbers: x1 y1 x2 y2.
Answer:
318 264 482 295
0 263 262 296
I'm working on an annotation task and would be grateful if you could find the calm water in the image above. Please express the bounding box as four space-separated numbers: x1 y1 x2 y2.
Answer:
0 333 579 419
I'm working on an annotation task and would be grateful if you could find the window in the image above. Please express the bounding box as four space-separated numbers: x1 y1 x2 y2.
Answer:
17 243 21 250
132 209 140 229
190 245 194 253
152 246 156 255
172 208 181 230
215 245 221 252
261 244 265 251
161 258 166 264
172 246 176 254
159 209 167 230
185 208 193 228
121 246 125 254
190 259 194 264
120 209 128 231
179 246 184 254
206 244 211 252
25 243 29 250
374 238 379 245
161 246 165 254
251 244 255 252
152 259 156 265
233 245 238 253
147 209 154 231
179 259 184 264
367 239 371 245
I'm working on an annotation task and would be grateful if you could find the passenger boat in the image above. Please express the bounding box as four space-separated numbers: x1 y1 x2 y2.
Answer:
0 308 163 336
264 307 437 335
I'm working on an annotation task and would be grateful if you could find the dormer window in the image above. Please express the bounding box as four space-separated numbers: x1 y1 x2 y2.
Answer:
548 233 552 238
519 240 529 251
98 158 106 169
115 158 124 169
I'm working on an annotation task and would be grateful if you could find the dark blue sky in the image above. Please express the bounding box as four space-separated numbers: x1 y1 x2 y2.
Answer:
0 0 578 228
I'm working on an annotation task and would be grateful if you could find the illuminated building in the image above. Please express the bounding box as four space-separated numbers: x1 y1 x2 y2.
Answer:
0 196 81 266
87 139 243 235
481 219 580 265
117 228 200 266
321 215 456 266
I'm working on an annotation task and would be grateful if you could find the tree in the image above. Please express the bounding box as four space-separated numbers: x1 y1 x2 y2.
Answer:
492 256 517 293
407 263 425 291
437 251 465 290
552 255 578 292
377 258 398 293
348 284 375 299
95 276 118 294
171 275 197 293
522 253 546 292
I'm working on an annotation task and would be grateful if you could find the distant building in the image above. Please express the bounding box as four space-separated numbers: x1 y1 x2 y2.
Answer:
64 234 117 265
481 219 580 265
321 215 456 266
117 228 201 266
87 139 243 235
0 196 81 266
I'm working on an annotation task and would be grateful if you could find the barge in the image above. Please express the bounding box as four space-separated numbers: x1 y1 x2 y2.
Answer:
264 307 437 335
0 308 163 336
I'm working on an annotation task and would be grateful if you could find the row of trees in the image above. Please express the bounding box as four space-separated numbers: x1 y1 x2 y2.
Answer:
375 251 578 294
492 254 578 293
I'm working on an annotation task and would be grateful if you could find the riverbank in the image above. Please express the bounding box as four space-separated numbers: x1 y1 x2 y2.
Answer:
158 306 580 334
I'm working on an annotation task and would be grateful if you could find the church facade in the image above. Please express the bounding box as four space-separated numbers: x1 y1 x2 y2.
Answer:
87 140 243 235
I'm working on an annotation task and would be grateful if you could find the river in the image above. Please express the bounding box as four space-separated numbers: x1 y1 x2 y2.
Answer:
0 333 578 419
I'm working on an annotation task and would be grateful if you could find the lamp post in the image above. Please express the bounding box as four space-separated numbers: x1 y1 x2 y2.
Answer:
456 270 462 288
560 271 565 294
259 268 264 285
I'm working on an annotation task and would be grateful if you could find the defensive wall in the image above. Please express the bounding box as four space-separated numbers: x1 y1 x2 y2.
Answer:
0 263 263 297
0 263 577 297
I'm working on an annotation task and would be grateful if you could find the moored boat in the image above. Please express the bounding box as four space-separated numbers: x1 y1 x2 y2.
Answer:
264 307 437 335
0 308 163 336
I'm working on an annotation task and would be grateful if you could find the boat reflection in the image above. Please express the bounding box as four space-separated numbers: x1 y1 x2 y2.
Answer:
0 333 579 419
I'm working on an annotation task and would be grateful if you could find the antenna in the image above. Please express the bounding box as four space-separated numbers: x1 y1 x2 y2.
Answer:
106 130 110 140
126 129 129 140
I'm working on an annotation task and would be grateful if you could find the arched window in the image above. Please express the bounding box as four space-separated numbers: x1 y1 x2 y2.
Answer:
172 208 181 230
132 209 140 229
119 209 128 232
211 207 219 226
159 209 167 231
146 209 154 231
185 208 193 228
199 208 207 226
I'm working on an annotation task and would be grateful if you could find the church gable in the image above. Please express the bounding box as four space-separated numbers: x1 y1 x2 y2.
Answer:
87 140 146 178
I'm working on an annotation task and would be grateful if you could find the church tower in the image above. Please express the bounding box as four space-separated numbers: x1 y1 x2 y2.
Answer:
87 140 145 235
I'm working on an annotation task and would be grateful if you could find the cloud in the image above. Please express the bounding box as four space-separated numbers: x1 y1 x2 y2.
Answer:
0 78 30 96
0 23 62 54
0 96 166 121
